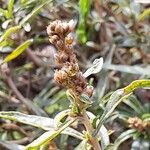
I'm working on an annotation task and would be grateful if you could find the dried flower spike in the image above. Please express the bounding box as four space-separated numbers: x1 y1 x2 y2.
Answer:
47 20 92 96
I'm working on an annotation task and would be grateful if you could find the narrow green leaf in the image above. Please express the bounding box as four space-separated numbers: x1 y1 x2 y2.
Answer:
25 119 76 150
77 20 87 43
80 93 92 104
0 111 84 140
0 111 55 130
77 0 91 43
79 0 90 16
98 125 110 150
19 0 53 26
7 0 15 19
2 39 33 64
123 95 144 115
0 40 8 47
142 114 150 122
113 129 136 150
93 89 128 136
0 25 21 43
94 79 150 136
0 8 7 16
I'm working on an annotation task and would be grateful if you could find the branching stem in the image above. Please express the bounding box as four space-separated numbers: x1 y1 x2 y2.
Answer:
82 111 101 150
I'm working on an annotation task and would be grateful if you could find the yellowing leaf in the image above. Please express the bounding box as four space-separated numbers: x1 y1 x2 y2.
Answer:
2 39 33 64
124 79 150 94
138 8 150 21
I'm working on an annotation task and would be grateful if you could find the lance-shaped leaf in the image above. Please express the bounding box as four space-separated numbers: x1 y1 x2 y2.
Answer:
25 119 76 150
98 125 110 150
124 80 150 94
0 111 84 140
80 93 92 104
7 0 15 19
112 129 136 150
0 140 25 150
0 25 21 43
83 57 103 78
123 95 145 115
1 39 33 64
77 0 91 43
0 111 56 130
94 79 150 136
142 114 150 122
93 89 127 136
54 110 84 140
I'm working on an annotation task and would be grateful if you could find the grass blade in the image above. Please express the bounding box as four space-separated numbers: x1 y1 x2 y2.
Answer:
19 0 53 26
7 0 15 19
77 0 91 43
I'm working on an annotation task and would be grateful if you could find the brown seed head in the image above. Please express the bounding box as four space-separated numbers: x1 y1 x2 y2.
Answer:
47 20 87 95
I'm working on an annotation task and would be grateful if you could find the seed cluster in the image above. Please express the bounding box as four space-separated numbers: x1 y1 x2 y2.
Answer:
47 20 90 95
128 117 149 132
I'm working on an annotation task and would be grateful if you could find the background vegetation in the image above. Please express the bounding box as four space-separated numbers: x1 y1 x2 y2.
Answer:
0 0 150 150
